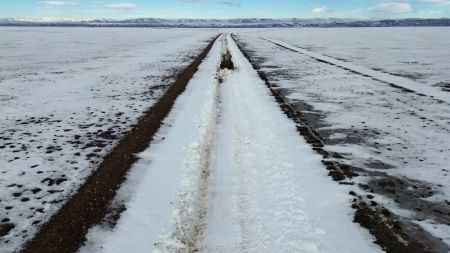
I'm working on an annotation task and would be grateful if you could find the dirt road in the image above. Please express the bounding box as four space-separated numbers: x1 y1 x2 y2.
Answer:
77 34 381 253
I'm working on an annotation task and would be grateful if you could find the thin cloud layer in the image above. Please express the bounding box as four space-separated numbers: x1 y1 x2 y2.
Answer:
419 0 450 6
370 2 412 13
217 1 241 7
312 7 335 14
40 1 79 7
104 3 138 10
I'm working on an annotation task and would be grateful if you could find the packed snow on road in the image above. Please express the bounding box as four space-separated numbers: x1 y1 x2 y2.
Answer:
80 34 382 253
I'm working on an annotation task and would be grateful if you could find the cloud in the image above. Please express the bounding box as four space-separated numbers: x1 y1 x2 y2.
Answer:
418 0 450 5
40 1 79 7
104 3 138 10
217 1 241 7
176 0 203 2
370 2 412 13
311 7 335 14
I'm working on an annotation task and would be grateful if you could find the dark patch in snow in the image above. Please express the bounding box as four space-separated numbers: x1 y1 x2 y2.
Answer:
0 223 15 237
434 82 450 92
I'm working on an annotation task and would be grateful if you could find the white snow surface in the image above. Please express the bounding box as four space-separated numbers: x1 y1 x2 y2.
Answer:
246 27 450 89
0 27 218 252
80 34 381 253
266 38 450 104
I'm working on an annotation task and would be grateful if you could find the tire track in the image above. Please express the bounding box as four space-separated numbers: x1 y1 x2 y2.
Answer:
154 34 228 253
170 57 221 253
202 33 383 253
265 38 450 105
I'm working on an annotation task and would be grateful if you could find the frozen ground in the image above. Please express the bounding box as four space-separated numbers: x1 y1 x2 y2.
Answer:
80 34 381 253
0 27 217 252
243 27 450 90
234 28 450 248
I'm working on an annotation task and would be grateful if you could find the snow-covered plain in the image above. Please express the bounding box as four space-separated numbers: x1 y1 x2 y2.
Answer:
80 34 381 253
265 38 450 103
247 27 450 89
235 28 450 247
2 26 450 252
0 27 217 252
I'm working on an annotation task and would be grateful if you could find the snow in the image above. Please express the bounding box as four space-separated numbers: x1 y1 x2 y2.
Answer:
79 34 381 253
415 220 450 246
0 27 218 252
3 26 448 252
252 27 450 89
266 38 450 103
234 27 450 248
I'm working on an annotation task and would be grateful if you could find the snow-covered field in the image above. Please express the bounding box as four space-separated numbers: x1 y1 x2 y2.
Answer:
0 27 217 252
234 28 450 248
245 27 450 89
1 27 450 252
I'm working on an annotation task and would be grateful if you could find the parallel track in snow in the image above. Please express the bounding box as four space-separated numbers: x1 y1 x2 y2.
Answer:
78 34 382 253
265 38 450 105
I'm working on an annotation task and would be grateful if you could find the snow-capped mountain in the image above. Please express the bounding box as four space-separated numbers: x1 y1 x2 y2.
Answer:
0 18 449 27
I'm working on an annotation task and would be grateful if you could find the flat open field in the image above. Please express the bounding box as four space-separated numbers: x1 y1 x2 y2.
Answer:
0 27 449 253
243 27 450 88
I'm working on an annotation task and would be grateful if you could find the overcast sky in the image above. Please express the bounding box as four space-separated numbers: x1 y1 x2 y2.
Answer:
1 0 449 20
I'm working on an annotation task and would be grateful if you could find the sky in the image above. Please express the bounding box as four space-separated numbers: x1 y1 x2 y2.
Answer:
1 0 449 20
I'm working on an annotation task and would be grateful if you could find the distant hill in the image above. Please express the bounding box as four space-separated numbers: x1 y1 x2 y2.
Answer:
1 18 450 27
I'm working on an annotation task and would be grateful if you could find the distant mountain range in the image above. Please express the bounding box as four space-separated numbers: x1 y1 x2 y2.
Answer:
1 18 450 27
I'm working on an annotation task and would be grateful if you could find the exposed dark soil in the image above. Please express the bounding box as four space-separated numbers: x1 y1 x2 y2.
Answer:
20 34 219 253
351 194 448 253
232 33 450 253
0 223 15 237
434 82 450 92
366 178 450 226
